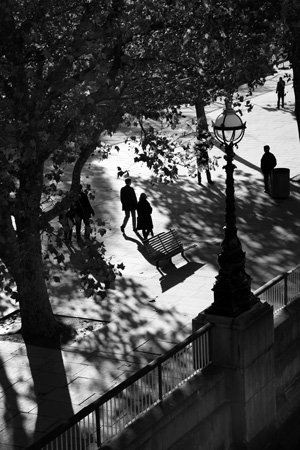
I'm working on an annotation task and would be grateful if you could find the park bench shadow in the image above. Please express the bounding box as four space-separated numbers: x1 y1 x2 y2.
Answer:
123 233 156 265
158 261 205 292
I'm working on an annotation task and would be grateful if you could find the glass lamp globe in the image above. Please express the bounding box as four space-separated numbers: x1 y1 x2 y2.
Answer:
214 101 246 145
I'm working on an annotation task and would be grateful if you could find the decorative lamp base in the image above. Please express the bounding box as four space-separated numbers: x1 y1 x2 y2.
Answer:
208 235 258 317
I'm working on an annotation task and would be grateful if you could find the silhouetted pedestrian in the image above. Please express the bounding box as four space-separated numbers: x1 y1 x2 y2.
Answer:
137 193 154 240
120 178 137 233
260 145 277 193
75 185 95 241
59 207 75 242
276 77 285 109
197 166 214 185
117 166 130 178
196 147 214 186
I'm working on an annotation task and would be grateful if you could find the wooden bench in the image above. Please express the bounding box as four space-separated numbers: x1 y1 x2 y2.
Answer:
143 229 188 269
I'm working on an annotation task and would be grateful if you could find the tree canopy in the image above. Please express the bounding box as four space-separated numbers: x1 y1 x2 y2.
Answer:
0 0 163 336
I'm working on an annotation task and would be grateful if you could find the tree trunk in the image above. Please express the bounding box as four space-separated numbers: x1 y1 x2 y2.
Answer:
16 225 59 337
195 100 209 130
291 52 300 141
13 161 59 337
195 100 211 185
286 2 300 141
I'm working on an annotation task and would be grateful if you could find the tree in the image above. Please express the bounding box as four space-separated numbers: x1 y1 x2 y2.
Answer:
123 0 274 181
0 0 171 337
128 0 276 112
142 0 300 143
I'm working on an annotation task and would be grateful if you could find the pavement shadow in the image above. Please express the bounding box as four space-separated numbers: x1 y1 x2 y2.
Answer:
159 261 205 292
22 335 76 446
123 234 155 265
0 332 79 447
67 274 190 378
3 114 299 448
37 140 300 399
223 177 300 289
0 352 31 447
0 273 187 448
260 105 296 116
140 167 300 291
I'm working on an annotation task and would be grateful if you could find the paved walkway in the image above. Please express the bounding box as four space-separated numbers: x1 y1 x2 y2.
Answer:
1 67 300 449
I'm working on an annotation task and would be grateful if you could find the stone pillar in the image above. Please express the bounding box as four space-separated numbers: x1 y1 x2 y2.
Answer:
193 301 276 449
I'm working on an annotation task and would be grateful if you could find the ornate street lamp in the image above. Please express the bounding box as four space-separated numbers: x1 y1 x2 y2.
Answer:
209 99 256 316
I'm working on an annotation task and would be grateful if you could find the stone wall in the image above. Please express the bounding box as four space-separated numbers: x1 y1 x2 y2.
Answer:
100 366 231 450
274 299 300 431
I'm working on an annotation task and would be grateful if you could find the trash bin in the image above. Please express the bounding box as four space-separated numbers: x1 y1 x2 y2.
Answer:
271 168 290 198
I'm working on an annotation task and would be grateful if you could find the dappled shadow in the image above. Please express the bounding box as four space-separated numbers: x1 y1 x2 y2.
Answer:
225 174 300 290
129 162 300 292
80 275 187 351
55 274 192 401
1 184 299 449
87 148 300 295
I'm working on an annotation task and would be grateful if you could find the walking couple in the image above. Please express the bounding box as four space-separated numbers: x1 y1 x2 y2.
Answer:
120 178 154 240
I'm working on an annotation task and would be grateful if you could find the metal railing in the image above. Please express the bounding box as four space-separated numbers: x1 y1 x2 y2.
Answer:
25 265 300 450
26 323 213 450
254 263 300 314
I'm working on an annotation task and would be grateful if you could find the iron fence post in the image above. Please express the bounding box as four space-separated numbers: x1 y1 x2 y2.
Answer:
284 273 288 306
95 407 101 446
158 365 163 401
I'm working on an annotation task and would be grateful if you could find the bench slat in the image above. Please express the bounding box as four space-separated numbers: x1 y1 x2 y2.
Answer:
144 229 186 268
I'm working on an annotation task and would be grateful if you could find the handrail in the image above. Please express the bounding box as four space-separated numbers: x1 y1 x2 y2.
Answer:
254 273 286 295
254 263 300 313
26 322 214 450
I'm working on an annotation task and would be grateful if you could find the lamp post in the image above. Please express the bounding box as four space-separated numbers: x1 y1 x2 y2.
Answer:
209 99 255 317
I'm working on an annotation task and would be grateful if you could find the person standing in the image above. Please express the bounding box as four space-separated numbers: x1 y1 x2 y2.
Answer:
120 178 137 233
75 184 95 241
136 193 154 240
59 207 75 243
194 135 215 186
276 77 285 109
260 145 277 193
197 164 214 185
